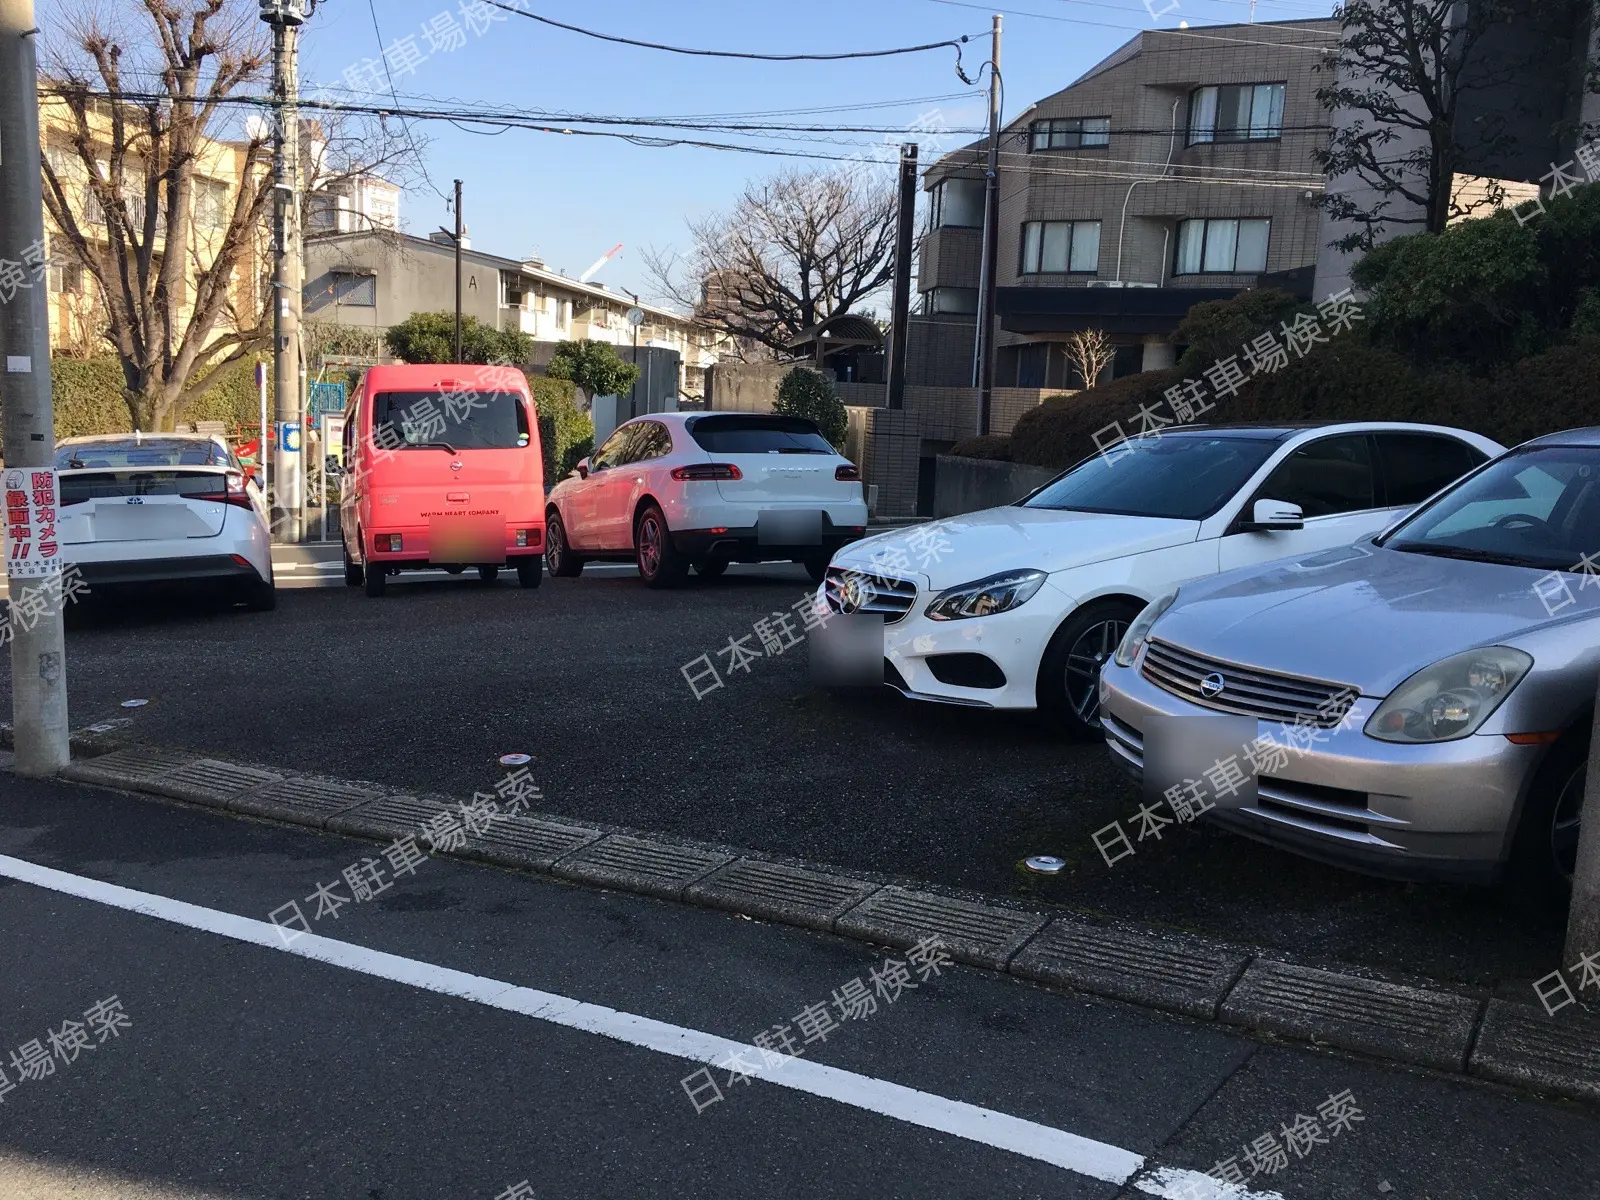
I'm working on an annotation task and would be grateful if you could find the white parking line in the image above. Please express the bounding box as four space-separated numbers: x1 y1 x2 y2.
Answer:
0 853 1274 1199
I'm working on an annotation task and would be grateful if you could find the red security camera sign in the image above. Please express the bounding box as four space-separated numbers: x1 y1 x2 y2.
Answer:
3 468 61 580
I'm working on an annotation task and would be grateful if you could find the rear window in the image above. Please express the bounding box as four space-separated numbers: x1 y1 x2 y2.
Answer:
688 415 833 455
56 440 229 469
373 390 530 452
60 471 226 506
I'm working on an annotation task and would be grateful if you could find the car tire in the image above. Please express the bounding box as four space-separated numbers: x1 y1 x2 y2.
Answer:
343 542 363 587
517 557 543 589
478 565 500 584
545 511 585 578
695 558 728 579
1506 727 1589 918
364 560 387 597
244 573 277 612
1037 599 1142 739
802 555 829 584
635 503 689 589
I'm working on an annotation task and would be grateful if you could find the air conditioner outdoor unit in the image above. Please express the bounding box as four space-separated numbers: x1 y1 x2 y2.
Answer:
1085 280 1127 289
1124 282 1158 289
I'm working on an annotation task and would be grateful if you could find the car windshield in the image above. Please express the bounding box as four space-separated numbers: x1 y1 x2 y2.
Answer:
1021 434 1280 520
688 415 833 454
55 439 229 469
1380 445 1600 570
373 390 529 451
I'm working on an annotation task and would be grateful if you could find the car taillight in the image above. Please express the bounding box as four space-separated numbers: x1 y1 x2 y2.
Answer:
835 464 861 481
183 471 254 510
375 534 402 553
671 463 742 481
515 527 542 548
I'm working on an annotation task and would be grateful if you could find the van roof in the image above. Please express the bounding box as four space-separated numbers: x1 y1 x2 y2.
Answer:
361 363 528 391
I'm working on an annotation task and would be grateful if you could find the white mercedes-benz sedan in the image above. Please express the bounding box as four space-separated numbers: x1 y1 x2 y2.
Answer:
820 422 1504 736
545 412 868 588
55 432 276 610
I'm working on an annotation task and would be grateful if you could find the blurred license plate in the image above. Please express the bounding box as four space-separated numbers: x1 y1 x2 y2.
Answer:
759 509 823 545
429 516 502 564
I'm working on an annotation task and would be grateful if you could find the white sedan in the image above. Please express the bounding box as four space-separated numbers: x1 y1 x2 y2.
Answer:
55 432 275 610
545 412 868 588
821 422 1504 736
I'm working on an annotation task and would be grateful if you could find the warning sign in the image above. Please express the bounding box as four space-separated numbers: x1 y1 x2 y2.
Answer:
4 468 62 579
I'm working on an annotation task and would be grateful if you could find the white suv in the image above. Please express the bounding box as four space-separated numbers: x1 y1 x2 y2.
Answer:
821 422 1504 736
55 433 275 610
545 412 868 587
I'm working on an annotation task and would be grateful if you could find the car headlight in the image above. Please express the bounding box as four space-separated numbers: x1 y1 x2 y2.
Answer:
925 569 1048 622
1364 647 1533 743
1114 590 1178 667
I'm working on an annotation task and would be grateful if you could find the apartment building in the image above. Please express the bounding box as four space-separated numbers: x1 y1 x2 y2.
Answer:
303 229 726 399
918 18 1338 391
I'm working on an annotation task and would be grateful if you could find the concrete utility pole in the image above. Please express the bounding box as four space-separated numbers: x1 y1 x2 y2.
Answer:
1 0 70 775
1564 683 1600 964
264 0 305 543
972 13 1002 436
452 178 463 361
886 143 917 412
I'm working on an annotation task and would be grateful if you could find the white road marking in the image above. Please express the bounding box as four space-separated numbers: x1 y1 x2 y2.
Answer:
0 852 1276 1199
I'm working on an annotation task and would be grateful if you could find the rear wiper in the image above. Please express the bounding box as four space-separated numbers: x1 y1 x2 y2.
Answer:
410 441 458 454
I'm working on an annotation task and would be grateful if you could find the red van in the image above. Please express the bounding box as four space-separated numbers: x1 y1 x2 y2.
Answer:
339 363 545 597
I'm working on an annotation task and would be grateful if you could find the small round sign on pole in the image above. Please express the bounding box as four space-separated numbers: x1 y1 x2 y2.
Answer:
625 307 646 328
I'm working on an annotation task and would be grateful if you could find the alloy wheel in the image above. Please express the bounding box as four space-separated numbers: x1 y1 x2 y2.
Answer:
546 522 565 574
1062 618 1129 729
638 516 663 578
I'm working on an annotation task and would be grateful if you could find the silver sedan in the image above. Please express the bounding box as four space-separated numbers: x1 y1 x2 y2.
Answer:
1100 427 1599 906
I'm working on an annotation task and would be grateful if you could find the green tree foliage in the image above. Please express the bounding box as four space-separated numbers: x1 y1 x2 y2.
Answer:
530 376 593 482
545 339 641 403
383 312 534 365
774 367 848 450
1173 289 1309 377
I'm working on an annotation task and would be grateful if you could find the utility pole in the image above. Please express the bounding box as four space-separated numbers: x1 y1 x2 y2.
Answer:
263 0 306 543
886 143 917 411
971 13 1002 436
1 0 70 775
1565 685 1600 964
453 178 463 361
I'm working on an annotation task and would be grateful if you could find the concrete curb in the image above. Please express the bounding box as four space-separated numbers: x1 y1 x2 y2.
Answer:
11 732 1599 1107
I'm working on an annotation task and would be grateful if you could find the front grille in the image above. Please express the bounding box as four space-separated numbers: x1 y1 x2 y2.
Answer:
1141 639 1356 728
823 566 917 623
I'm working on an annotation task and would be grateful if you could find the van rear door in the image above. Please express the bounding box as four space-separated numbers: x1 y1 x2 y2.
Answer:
370 387 536 561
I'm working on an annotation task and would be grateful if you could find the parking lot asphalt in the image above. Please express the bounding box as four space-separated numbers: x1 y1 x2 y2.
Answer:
0 561 1565 990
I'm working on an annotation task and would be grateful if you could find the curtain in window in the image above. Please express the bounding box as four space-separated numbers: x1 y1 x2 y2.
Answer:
1202 219 1239 272
1235 220 1270 272
1189 87 1217 143
1069 222 1101 272
1040 223 1071 273
1175 221 1205 274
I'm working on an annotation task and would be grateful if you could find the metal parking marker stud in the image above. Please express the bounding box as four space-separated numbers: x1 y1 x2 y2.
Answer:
1023 855 1066 874
499 753 531 766
120 699 148 708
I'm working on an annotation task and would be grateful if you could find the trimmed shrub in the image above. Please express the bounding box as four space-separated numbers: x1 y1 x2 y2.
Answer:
529 375 591 482
385 311 534 365
774 366 848 450
1009 369 1180 468
948 433 1013 462
1173 288 1308 377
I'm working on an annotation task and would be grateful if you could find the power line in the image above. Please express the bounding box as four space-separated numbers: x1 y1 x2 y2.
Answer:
485 2 975 65
363 0 450 203
920 0 1338 52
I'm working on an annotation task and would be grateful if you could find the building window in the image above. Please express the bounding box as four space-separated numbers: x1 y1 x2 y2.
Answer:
48 258 83 295
194 177 228 231
925 287 978 315
1020 220 1101 274
1189 83 1285 144
330 271 376 306
1029 117 1110 151
1174 218 1270 275
501 272 527 308
930 177 984 229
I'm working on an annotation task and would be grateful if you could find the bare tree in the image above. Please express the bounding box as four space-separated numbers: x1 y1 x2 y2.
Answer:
646 166 897 359
37 0 420 431
1314 0 1599 253
1063 329 1114 390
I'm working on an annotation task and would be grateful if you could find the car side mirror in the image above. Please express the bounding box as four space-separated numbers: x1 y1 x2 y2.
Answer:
575 457 591 479
1242 498 1304 533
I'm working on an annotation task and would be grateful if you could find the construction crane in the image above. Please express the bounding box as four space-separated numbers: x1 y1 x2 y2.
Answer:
579 243 624 283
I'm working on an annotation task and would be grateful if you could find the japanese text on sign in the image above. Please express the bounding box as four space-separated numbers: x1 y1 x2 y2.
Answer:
3 469 61 580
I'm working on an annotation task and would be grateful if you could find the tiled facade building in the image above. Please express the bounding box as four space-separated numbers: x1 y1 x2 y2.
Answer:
918 19 1338 391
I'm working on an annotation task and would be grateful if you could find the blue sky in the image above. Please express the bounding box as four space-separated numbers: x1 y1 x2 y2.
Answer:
297 0 1335 307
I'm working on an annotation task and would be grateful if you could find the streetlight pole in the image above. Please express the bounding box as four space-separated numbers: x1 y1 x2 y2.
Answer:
263 0 307 544
1 0 70 775
972 13 1002 436
453 178 463 361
